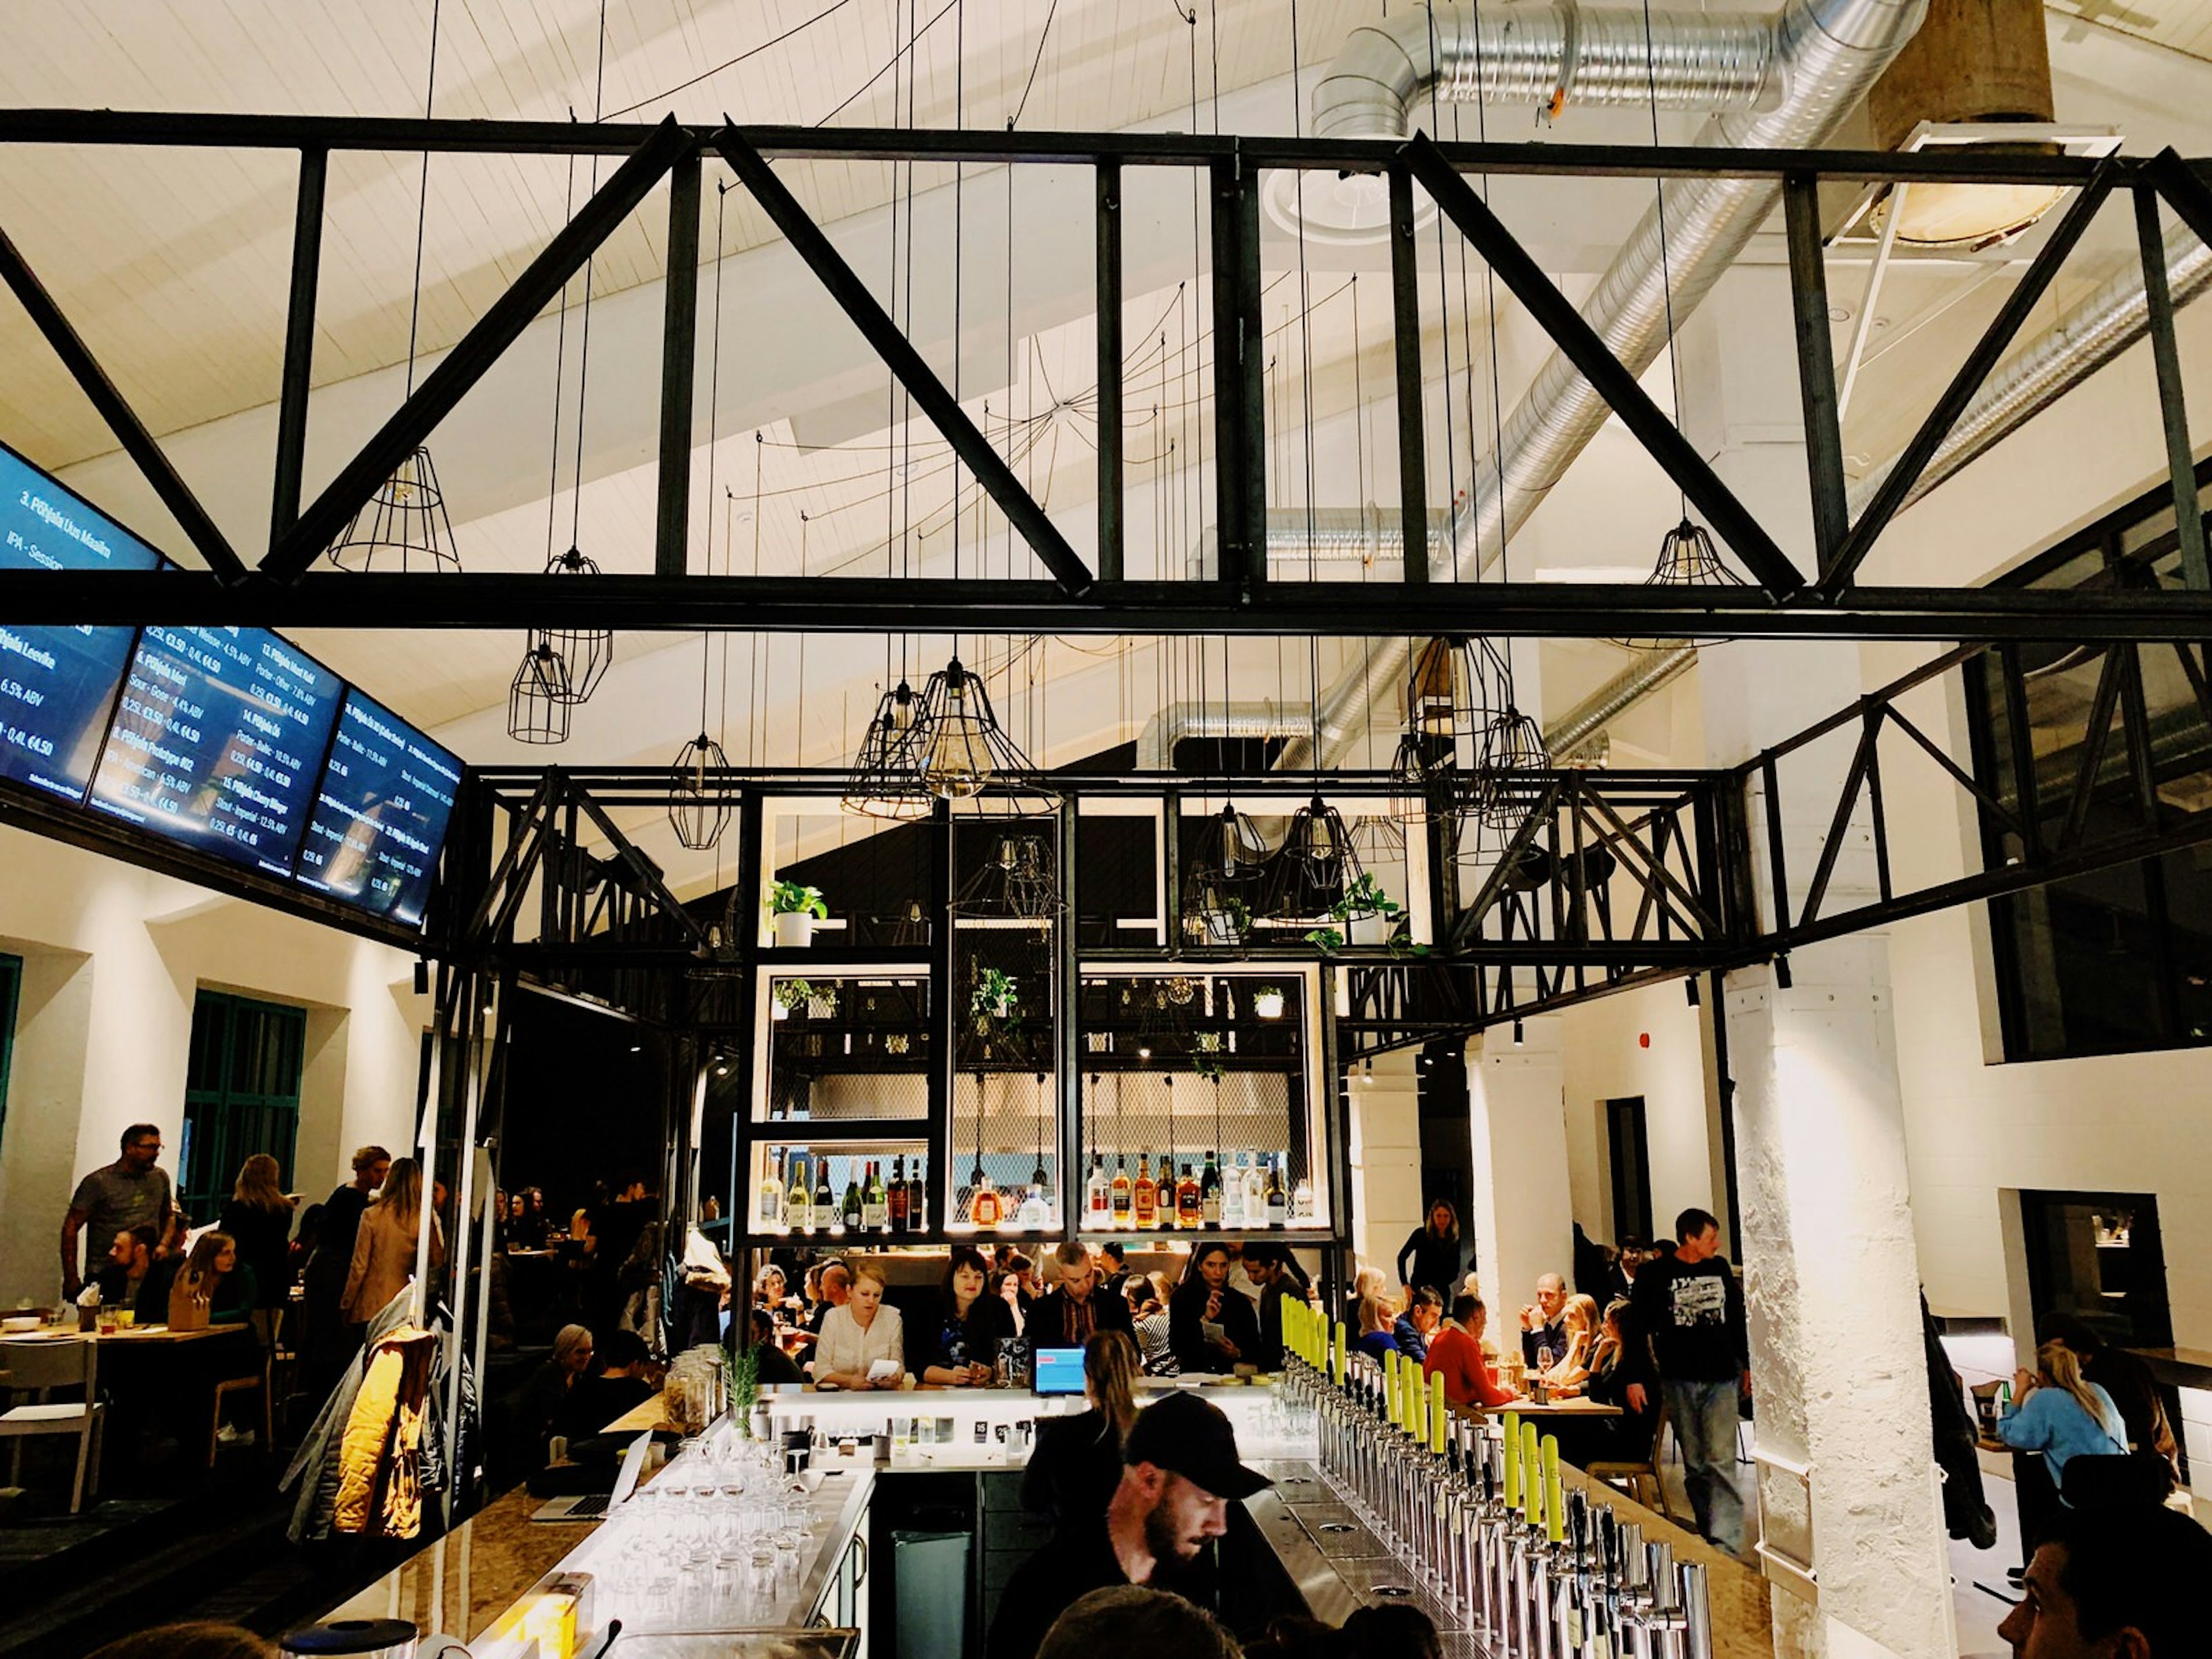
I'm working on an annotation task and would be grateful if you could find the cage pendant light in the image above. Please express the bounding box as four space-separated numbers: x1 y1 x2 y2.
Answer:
842 679 934 819
327 447 463 573
1270 793 1362 920
915 656 1058 816
537 547 613 702
506 641 573 744
1612 517 1746 650
1469 702 1550 828
668 730 732 850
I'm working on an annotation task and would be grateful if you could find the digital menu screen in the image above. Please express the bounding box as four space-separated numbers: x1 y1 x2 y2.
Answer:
296 688 461 926
0 445 166 802
89 626 341 876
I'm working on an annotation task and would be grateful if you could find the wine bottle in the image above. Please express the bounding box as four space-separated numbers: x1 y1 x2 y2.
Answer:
1110 1156 1134 1226
1176 1163 1202 1229
1086 1155 1112 1224
1132 1154 1157 1230
864 1161 890 1233
790 1156 813 1235
759 1150 785 1231
1199 1150 1221 1226
1264 1156 1288 1228
842 1169 863 1232
816 1162 835 1233
909 1158 929 1233
888 1156 908 1232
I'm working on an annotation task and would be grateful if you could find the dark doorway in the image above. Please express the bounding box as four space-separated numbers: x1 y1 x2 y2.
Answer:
2020 1189 2173 1349
1605 1096 1654 1245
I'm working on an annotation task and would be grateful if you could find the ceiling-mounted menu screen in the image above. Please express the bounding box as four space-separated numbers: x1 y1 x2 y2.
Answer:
297 688 461 927
0 445 166 801
89 626 342 877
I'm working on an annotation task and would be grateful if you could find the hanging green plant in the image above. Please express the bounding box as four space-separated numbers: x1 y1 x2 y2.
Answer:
970 968 1020 1025
769 880 829 919
1304 926 1345 957
1192 1052 1227 1084
774 978 824 1014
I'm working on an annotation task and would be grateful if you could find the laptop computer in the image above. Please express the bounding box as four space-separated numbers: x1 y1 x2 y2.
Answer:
1032 1347 1086 1396
531 1430 651 1522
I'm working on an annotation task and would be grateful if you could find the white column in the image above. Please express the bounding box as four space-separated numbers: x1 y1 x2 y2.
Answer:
1347 1046 1421 1284
1465 1017 1574 1320
1684 269 1951 1659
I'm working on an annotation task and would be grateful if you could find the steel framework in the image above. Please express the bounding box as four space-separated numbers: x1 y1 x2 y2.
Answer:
4 112 2212 638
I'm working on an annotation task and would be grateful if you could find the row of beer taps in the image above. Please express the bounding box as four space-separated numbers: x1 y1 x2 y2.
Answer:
1277 1301 1714 1659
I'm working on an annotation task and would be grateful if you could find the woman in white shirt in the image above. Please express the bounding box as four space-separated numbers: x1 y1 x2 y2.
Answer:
812 1262 906 1389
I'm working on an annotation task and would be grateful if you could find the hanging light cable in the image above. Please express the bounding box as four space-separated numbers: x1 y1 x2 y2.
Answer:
328 1 460 574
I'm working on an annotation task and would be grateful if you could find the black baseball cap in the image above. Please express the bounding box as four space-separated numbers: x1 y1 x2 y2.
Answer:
1123 1392 1274 1501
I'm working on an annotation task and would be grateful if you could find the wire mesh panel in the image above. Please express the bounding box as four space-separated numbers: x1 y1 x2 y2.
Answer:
1073 971 1327 1234
760 972 934 1123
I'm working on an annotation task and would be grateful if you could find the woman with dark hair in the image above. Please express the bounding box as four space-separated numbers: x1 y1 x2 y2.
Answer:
910 1245 1016 1384
1169 1243 1259 1373
171 1230 256 1326
742 1305 804 1385
219 1153 296 1309
1396 1198 1467 1301
1022 1331 1141 1532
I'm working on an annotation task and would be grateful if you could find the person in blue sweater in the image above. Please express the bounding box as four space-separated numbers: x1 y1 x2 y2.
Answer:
1997 1339 2127 1500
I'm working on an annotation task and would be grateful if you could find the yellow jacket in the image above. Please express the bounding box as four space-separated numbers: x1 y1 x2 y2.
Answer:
335 1325 438 1537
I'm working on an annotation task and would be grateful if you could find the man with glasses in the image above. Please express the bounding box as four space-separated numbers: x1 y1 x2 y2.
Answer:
61 1123 176 1300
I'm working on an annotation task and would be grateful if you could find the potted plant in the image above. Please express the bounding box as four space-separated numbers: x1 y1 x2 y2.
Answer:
770 880 828 948
772 978 820 1020
1331 872 1405 947
971 968 1020 1029
1252 984 1286 1020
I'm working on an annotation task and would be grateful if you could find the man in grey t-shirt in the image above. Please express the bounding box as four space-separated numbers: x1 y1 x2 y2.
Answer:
61 1123 175 1297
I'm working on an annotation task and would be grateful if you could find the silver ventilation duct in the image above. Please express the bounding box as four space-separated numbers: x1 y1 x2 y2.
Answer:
1280 0 1928 774
1546 644 1699 759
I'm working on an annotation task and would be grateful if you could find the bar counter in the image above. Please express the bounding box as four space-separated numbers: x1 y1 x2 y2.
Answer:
319 1379 1782 1657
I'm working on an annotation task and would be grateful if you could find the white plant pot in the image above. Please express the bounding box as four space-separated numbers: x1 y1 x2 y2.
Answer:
773 911 816 948
1253 991 1286 1020
1349 911 1393 946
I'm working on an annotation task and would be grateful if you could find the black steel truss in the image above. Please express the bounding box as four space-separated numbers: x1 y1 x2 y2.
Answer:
3 113 2211 637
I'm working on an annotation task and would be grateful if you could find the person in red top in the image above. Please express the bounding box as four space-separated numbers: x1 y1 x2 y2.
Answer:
1424 1294 1520 1410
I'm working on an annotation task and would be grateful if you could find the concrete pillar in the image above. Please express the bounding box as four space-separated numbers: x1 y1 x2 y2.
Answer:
1347 1046 1421 1283
1682 269 1951 1659
1465 1017 1574 1321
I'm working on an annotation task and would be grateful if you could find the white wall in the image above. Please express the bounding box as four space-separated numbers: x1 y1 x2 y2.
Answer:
0 825 426 1304
1559 978 1720 1249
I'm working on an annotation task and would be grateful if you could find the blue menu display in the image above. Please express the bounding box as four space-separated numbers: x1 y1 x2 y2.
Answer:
89 626 341 877
297 689 461 926
0 445 166 801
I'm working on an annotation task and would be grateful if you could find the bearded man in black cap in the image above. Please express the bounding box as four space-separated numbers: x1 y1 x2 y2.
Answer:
987 1391 1272 1659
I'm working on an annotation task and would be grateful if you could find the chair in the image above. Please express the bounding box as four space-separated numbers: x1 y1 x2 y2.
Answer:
0 1338 107 1513
1585 1396 1678 1522
210 1339 274 1465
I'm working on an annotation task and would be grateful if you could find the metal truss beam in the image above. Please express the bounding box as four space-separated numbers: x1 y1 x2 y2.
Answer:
714 128 1094 598
13 569 2212 641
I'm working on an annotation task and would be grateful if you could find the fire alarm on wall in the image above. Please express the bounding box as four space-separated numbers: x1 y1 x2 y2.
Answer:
1638 1032 1650 1049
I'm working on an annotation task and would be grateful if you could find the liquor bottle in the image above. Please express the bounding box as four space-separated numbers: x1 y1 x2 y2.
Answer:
909 1158 929 1233
789 1155 812 1236
1175 1163 1202 1229
1291 1166 1315 1224
842 1168 863 1233
1086 1155 1112 1225
863 1161 890 1233
888 1156 909 1232
1264 1156 1288 1228
759 1150 786 1232
969 1166 1003 1229
816 1161 836 1233
1110 1156 1134 1226
1241 1150 1267 1223
1220 1152 1244 1228
1132 1154 1157 1230
1199 1150 1222 1226
1018 1176 1051 1230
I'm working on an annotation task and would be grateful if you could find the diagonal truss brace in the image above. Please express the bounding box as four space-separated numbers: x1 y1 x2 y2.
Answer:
0 222 248 584
264 116 697 580
1403 132 1803 599
715 126 1096 599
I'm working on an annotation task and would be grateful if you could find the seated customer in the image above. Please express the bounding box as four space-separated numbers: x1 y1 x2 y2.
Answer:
551 1328 658 1444
1168 1244 1258 1373
170 1230 257 1326
2037 1311 2177 1471
1129 1277 1174 1374
512 1323 596 1468
1032 1241 1136 1352
813 1262 906 1389
740 1305 804 1386
1543 1294 1601 1392
1548 1299 1656 1467
1023 1331 1141 1532
1519 1274 1569 1367
96 1223 160 1310
1353 1293 1401 1362
1423 1296 1516 1409
1392 1288 1442 1363
907 1245 1015 1385
1998 1339 2127 1503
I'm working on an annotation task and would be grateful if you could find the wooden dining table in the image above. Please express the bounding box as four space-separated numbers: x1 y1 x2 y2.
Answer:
1468 1395 1623 1418
3 1322 242 1345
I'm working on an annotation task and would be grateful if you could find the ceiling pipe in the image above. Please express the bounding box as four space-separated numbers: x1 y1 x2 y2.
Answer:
1279 0 1929 775
1545 643 1699 759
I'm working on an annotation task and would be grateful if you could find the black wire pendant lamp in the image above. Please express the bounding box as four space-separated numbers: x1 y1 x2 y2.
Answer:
952 832 1066 923
1389 637 1470 823
915 656 1058 816
537 547 613 703
1270 792 1360 919
1469 699 1551 828
1612 516 1746 650
668 729 733 850
506 641 572 745
842 678 934 819
329 447 463 573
